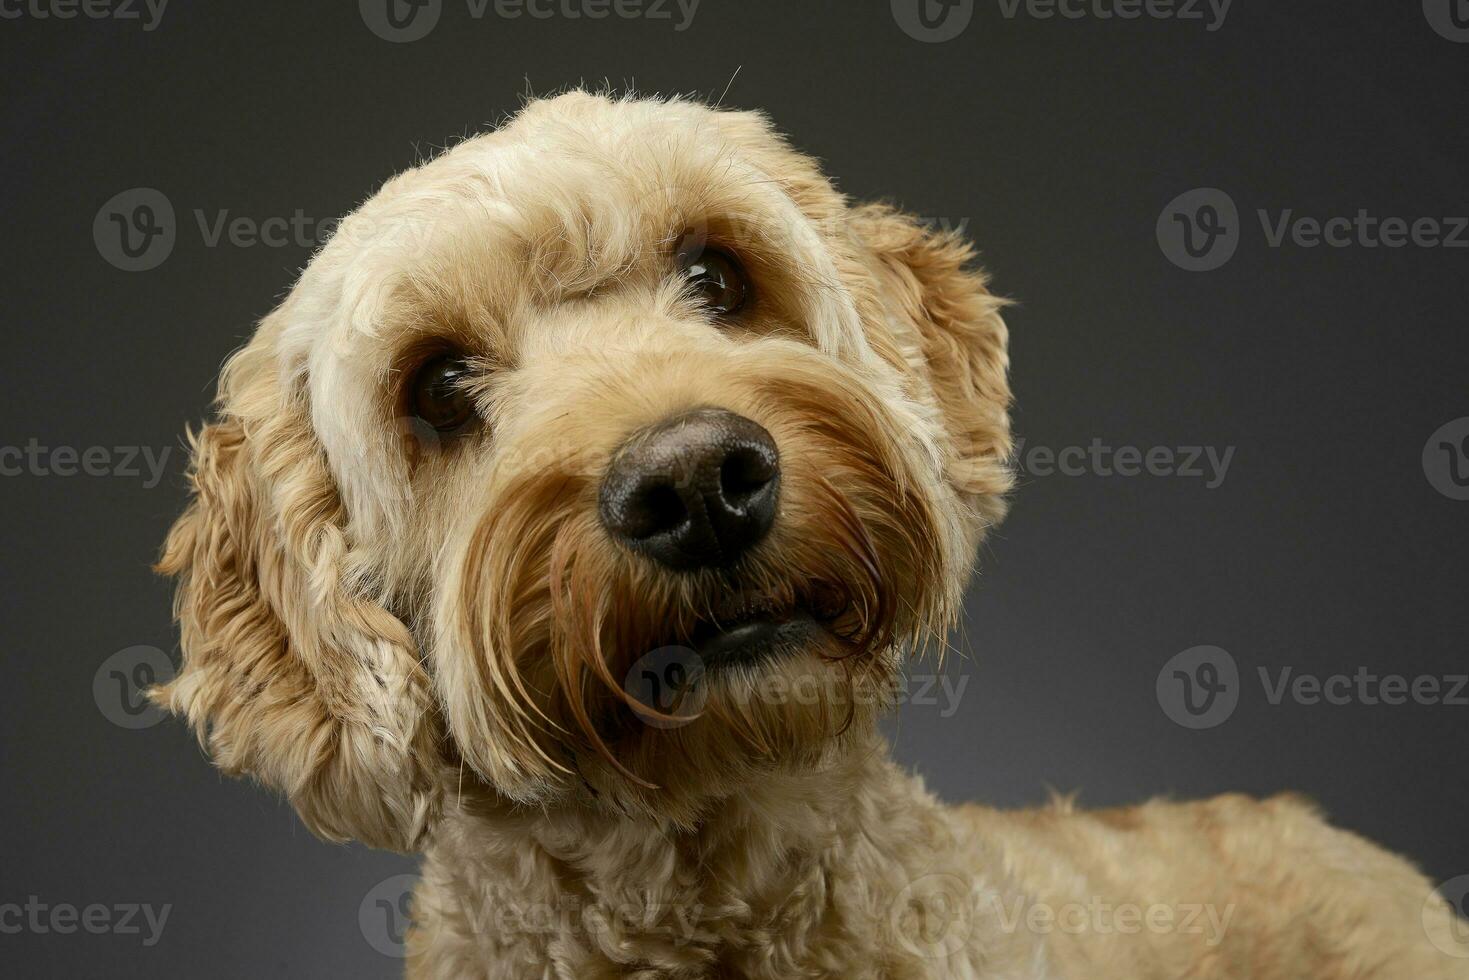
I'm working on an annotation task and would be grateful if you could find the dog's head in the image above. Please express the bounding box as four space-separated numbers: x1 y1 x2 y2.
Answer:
155 92 1012 849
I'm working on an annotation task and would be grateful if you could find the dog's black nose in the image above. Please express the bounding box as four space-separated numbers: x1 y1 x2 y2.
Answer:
599 408 780 571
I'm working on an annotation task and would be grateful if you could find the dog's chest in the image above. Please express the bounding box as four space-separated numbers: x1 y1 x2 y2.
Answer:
410 797 1055 979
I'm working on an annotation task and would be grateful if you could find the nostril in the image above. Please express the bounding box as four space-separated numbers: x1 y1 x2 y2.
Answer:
601 465 692 543
720 447 775 505
629 482 688 539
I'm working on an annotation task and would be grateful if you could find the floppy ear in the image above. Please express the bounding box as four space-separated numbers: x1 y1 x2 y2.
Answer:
852 203 1014 527
154 336 440 852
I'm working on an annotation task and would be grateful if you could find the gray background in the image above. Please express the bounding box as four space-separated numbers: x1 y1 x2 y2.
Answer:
3 0 1467 975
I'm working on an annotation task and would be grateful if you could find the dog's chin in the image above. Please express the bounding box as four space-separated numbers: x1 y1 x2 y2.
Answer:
570 658 892 824
556 585 900 820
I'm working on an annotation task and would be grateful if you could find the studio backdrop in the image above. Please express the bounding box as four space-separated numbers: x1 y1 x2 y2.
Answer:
1 1 1466 976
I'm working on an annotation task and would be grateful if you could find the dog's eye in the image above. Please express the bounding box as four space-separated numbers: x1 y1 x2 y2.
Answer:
678 246 748 317
409 355 475 432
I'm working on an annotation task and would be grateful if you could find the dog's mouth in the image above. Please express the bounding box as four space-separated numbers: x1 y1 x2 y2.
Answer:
684 583 848 672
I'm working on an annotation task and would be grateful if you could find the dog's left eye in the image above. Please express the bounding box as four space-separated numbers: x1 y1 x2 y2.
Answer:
678 246 749 317
409 355 476 432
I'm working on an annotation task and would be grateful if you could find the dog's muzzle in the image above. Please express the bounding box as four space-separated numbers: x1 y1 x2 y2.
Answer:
598 408 780 571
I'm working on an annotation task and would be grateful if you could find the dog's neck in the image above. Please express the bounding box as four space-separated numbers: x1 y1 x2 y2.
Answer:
411 732 989 976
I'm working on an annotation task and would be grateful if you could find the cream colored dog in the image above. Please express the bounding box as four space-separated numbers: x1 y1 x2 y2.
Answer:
155 91 1469 978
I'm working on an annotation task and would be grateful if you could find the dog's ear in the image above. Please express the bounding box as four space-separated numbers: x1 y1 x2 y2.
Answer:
852 203 1014 526
154 335 440 852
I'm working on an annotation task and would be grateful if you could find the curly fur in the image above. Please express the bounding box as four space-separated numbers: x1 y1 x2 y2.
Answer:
154 91 1469 978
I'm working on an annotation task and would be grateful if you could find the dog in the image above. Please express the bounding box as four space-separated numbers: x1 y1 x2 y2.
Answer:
154 91 1469 978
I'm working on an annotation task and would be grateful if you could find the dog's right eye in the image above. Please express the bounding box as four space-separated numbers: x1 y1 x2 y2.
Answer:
410 355 475 432
677 245 749 318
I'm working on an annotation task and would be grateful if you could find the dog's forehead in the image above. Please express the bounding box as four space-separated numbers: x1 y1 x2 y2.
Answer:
281 94 860 364
350 91 790 256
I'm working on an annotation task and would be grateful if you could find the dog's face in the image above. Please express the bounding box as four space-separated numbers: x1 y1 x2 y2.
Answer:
156 92 1012 848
